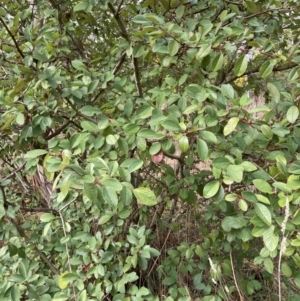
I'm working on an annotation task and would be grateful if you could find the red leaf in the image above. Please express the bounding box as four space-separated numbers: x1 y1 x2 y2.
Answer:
152 151 163 163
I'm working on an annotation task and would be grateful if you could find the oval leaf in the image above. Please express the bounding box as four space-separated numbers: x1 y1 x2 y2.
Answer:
203 180 220 199
254 203 272 226
133 187 157 206
287 105 299 124
234 54 248 76
223 117 239 136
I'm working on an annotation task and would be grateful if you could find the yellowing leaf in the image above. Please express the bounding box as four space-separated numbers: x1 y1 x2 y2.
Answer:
58 272 69 290
223 117 239 136
133 187 157 206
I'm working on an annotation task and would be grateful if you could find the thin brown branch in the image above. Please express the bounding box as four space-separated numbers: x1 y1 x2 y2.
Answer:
223 62 298 84
113 51 127 75
243 6 296 20
133 57 143 97
108 3 143 97
20 206 58 214
0 162 26 182
116 0 125 15
0 186 58 275
0 17 24 58
162 150 184 165
45 120 72 140
108 3 130 41
7 216 59 275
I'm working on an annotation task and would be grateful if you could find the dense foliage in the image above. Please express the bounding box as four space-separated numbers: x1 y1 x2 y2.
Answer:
1 0 300 300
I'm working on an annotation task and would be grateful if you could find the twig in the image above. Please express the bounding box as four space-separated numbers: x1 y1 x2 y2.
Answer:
116 0 125 15
7 216 59 274
162 150 184 164
59 197 77 212
20 206 58 214
0 162 26 182
108 3 143 97
45 120 72 140
230 252 243 301
112 51 127 75
0 17 24 58
223 62 297 85
132 57 143 97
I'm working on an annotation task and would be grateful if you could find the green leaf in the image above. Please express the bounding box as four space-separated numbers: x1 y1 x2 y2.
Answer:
88 79 99 93
133 187 157 206
40 213 56 222
137 129 164 139
84 183 98 201
102 187 118 207
203 180 220 198
212 157 230 169
128 159 143 173
71 59 86 71
287 105 299 123
261 124 273 139
74 1 89 12
106 134 117 145
212 53 224 72
281 262 292 277
234 54 248 76
132 15 150 24
263 226 278 251
80 105 101 116
288 161 300 174
267 83 280 103
221 84 235 99
162 119 181 132
16 113 25 125
259 60 275 78
196 138 208 161
149 143 161 155
178 136 189 153
196 44 211 59
264 257 274 274
199 131 218 144
81 121 99 132
98 214 112 225
24 149 48 158
135 104 153 119
240 161 257 171
239 199 248 211
254 203 272 226
101 178 122 191
168 40 180 56
11 285 20 301
226 165 244 182
253 179 273 194
224 117 239 136
222 216 248 231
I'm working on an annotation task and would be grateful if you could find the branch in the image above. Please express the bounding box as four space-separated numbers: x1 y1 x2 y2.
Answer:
163 150 184 165
112 51 127 75
45 120 72 140
7 216 59 275
108 3 143 97
20 206 58 214
133 57 143 97
0 162 26 182
0 187 59 275
108 3 130 41
116 0 125 15
243 6 296 20
223 62 298 84
0 17 24 58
